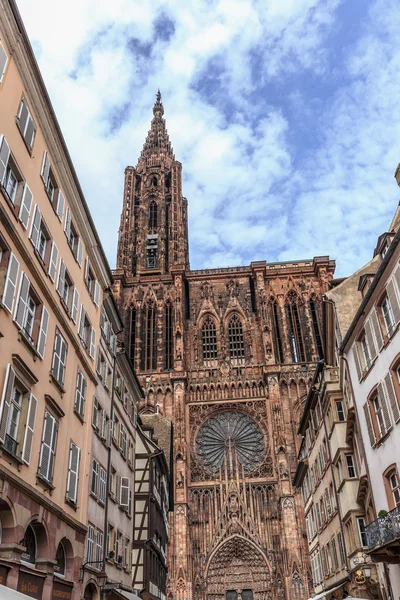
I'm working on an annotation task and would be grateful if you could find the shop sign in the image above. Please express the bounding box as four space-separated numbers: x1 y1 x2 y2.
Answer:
52 580 73 600
17 571 44 599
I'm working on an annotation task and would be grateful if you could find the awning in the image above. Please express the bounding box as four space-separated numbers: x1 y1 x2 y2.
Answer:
0 584 37 600
308 583 348 600
117 590 142 600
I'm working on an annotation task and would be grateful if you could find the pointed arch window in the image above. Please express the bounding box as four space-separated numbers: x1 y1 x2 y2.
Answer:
309 296 323 359
148 200 157 231
165 301 173 370
129 306 137 364
270 298 284 364
286 292 305 363
228 315 245 361
142 302 157 371
202 317 217 363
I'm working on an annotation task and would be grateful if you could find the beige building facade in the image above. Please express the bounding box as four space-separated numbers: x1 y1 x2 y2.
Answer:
0 2 114 599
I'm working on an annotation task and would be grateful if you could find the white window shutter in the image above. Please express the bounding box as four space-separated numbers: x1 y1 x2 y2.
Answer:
363 402 375 447
67 443 80 503
37 306 49 359
48 242 58 282
56 259 66 296
2 253 20 313
352 345 362 380
78 305 85 338
14 272 30 328
56 189 65 221
0 42 8 83
38 411 56 481
17 100 29 135
377 381 392 434
0 135 10 184
93 281 101 307
77 238 83 267
29 204 41 248
64 206 71 238
19 184 33 229
89 328 96 359
387 279 400 325
22 393 37 465
71 288 79 323
370 308 384 350
365 318 377 361
0 364 15 443
41 151 50 184
384 372 400 424
85 257 90 283
120 477 130 506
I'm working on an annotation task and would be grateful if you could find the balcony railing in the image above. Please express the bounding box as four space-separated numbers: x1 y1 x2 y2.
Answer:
365 507 400 551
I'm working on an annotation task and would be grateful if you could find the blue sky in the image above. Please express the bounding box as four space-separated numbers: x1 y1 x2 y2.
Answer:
18 0 400 277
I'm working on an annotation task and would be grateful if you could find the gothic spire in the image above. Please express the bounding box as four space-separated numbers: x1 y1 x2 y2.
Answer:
139 91 175 163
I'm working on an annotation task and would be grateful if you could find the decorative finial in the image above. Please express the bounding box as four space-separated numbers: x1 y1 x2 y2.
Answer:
153 89 164 116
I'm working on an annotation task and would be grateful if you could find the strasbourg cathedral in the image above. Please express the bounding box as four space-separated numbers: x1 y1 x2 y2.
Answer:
112 93 335 600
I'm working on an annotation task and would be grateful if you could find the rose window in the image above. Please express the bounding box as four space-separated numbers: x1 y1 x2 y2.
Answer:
196 412 265 475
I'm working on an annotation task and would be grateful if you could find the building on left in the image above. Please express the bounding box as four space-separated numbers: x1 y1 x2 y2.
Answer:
0 2 150 599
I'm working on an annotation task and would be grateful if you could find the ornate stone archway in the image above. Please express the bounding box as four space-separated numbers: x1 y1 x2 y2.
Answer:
205 534 271 600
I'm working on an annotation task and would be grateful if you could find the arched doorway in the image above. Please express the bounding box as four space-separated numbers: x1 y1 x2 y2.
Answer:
205 535 271 600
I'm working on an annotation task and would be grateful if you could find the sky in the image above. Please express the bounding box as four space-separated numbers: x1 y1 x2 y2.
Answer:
17 0 400 277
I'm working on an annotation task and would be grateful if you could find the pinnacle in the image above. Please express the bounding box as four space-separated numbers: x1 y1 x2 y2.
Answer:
139 92 175 163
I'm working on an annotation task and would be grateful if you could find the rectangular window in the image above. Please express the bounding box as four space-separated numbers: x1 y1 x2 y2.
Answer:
66 442 80 504
92 397 101 430
51 329 67 387
99 467 107 504
16 97 36 151
29 205 53 268
357 517 368 548
38 411 58 483
40 151 64 219
91 459 99 496
0 41 8 82
64 207 83 266
74 369 87 417
56 259 77 318
85 257 100 305
14 272 49 356
86 524 95 564
335 400 345 422
345 454 356 478
78 305 96 358
337 532 346 566
381 295 395 335
96 530 103 566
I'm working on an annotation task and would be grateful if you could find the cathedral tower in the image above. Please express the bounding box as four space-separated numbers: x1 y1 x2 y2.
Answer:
113 94 336 600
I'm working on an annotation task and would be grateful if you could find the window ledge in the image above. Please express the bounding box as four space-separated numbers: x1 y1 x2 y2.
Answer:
18 329 39 361
73 409 85 424
36 473 55 493
64 497 77 511
49 372 65 396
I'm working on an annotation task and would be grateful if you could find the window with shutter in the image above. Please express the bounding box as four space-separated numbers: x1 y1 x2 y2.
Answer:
385 372 400 423
21 393 37 465
55 190 64 221
93 281 101 306
66 442 80 504
86 524 94 563
377 381 393 434
0 135 10 184
48 242 58 282
91 460 99 496
37 306 49 359
120 477 130 506
38 411 58 482
364 319 377 363
14 272 30 328
0 364 16 444
2 252 20 313
387 279 400 325
370 307 384 348
0 41 8 82
99 467 106 504
16 98 36 151
18 184 33 229
74 370 86 417
51 329 67 387
89 328 96 359
71 288 79 323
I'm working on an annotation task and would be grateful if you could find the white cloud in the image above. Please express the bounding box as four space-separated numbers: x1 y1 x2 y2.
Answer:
16 0 400 277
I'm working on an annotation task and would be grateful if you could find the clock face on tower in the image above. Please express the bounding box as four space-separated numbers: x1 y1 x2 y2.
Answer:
196 411 265 475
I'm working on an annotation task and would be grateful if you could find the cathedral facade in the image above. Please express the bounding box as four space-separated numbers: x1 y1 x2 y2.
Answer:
112 94 336 600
